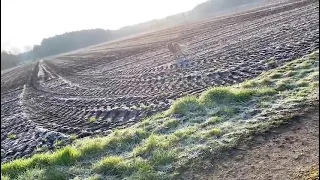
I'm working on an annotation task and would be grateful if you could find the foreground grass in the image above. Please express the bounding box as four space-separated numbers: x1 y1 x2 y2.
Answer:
1 51 319 180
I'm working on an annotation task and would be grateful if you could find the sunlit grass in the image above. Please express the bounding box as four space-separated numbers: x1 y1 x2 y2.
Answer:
168 96 204 115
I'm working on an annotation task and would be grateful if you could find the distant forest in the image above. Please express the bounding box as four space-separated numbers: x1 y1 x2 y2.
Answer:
1 51 20 70
1 0 264 70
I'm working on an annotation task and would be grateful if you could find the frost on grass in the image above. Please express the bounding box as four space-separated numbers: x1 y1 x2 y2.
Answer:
2 51 319 180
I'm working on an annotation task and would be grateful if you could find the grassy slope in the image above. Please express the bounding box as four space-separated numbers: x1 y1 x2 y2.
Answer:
1 50 319 180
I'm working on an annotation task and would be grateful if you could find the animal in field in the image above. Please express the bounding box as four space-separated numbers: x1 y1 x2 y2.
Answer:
167 42 186 59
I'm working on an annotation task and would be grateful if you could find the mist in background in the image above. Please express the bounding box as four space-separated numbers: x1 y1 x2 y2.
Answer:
1 0 207 53
1 0 265 70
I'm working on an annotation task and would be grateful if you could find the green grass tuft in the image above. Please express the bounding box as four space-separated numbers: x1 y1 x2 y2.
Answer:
163 119 180 129
107 128 149 150
256 87 276 96
89 117 97 123
133 134 178 156
151 149 178 166
8 134 17 140
168 96 204 115
307 71 319 82
16 167 67 180
266 57 276 67
312 82 319 88
93 156 154 177
93 156 125 175
207 128 222 137
241 80 257 88
200 87 255 105
1 159 33 177
258 77 273 86
284 70 298 77
70 134 78 141
298 69 314 78
153 112 167 120
76 128 149 155
276 79 295 91
1 174 10 180
173 127 196 140
269 72 282 79
54 140 64 148
296 80 309 87
128 158 153 174
85 175 101 180
52 146 81 165
1 146 80 178
16 168 44 180
78 139 104 155
205 116 222 125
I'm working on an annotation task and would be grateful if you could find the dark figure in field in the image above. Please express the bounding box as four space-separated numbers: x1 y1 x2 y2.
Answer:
167 42 186 59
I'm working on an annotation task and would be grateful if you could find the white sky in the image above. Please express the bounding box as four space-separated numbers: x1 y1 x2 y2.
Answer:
1 0 206 54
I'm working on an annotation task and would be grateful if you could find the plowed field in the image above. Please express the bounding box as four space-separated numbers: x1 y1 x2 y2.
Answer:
1 0 318 163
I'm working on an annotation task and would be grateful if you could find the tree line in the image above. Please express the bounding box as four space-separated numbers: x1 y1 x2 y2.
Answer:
1 0 264 70
1 51 20 70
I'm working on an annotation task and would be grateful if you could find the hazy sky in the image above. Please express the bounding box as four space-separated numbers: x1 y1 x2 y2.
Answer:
1 0 206 54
